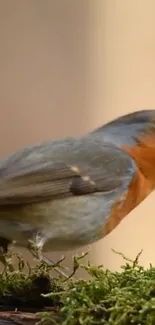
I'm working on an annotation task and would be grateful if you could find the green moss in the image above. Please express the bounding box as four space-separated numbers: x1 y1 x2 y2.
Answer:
0 254 64 310
42 250 155 325
1 250 155 324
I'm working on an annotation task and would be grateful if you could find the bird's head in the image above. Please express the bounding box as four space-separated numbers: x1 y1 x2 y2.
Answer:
92 110 155 182
92 109 155 147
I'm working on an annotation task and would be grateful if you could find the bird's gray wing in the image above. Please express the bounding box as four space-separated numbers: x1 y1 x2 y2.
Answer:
0 135 136 205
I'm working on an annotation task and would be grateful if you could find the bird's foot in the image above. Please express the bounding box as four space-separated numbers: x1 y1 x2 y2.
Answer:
41 254 69 278
28 239 69 279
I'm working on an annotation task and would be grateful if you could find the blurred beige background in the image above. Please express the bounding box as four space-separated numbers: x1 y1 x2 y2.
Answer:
0 0 155 274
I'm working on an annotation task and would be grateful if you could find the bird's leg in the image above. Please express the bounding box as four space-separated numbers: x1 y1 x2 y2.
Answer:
28 235 69 279
0 237 14 272
41 254 69 278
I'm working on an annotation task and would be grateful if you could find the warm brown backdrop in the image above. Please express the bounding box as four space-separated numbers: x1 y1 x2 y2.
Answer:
0 0 155 274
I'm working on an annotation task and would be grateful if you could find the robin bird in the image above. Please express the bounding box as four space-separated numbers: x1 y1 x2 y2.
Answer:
0 109 154 276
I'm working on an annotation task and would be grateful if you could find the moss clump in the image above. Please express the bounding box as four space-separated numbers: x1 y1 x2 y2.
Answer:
0 254 64 310
1 250 155 324
42 250 155 325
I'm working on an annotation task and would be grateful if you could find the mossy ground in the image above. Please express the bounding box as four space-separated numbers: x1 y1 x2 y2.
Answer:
0 250 155 325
